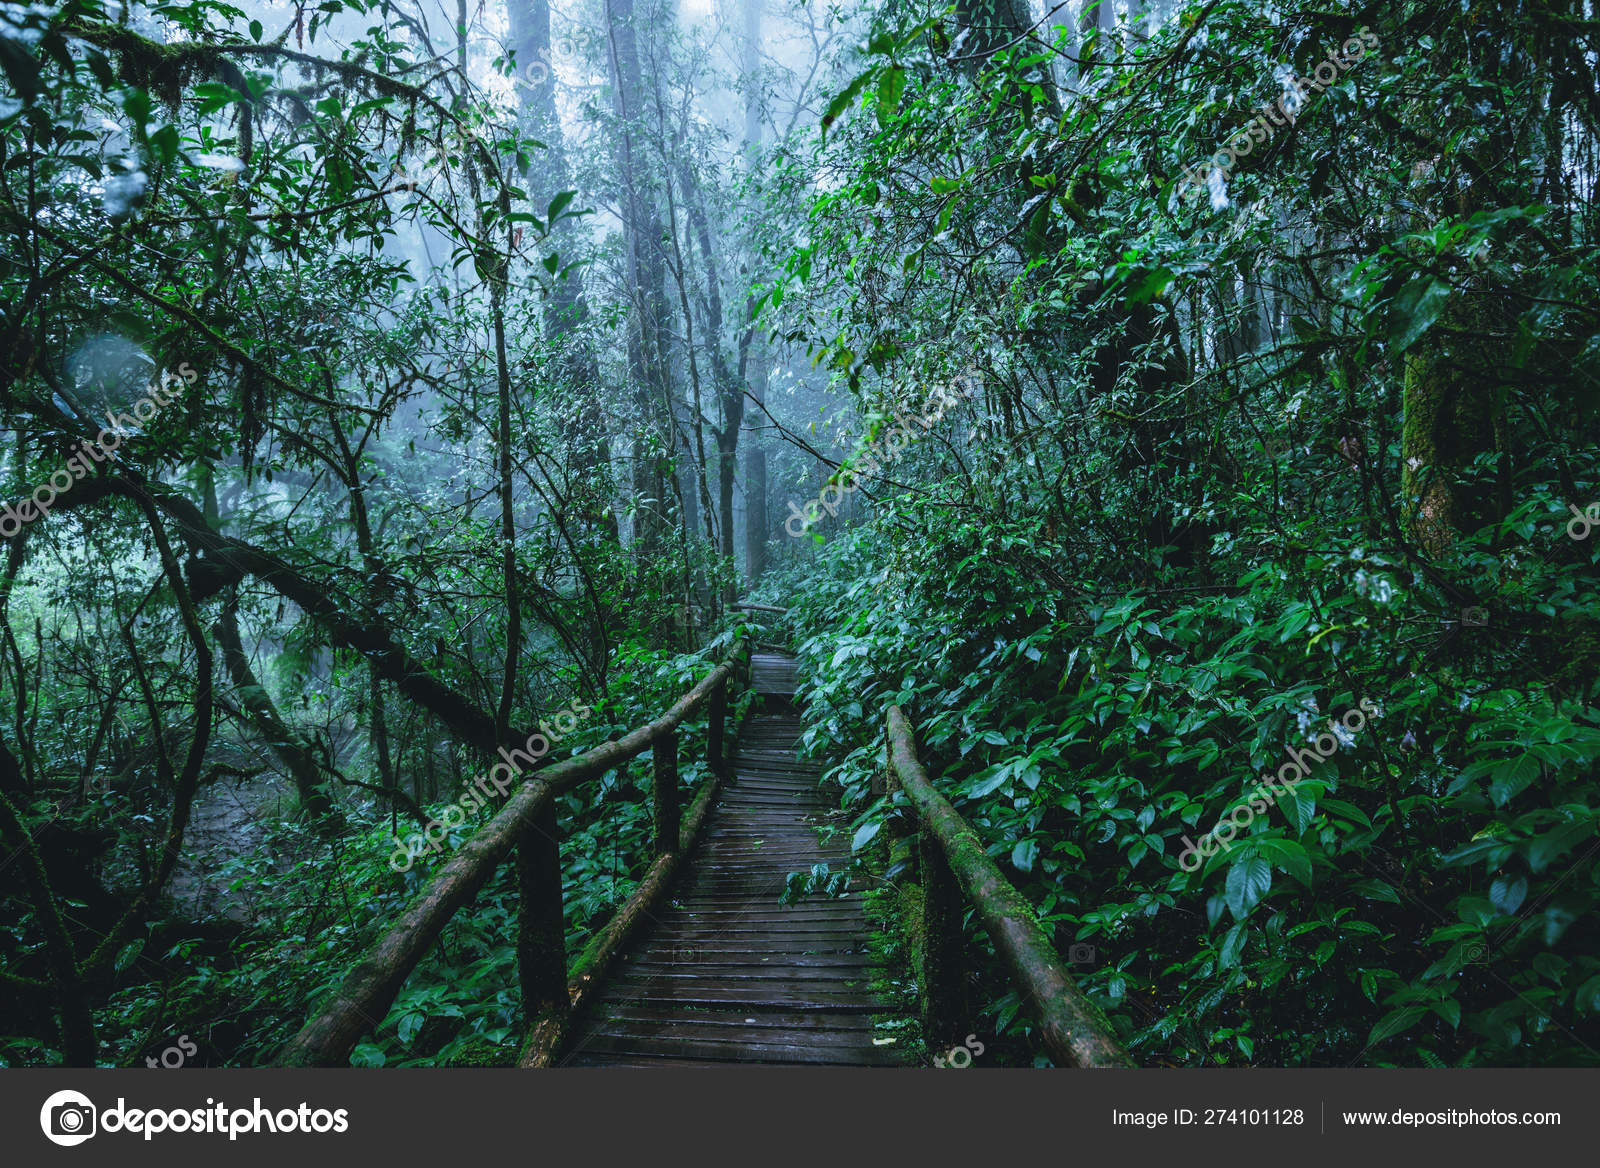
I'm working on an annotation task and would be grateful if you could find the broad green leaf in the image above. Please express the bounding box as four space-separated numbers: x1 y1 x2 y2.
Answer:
1366 1005 1427 1048
1011 838 1038 873
1224 856 1272 919
1391 276 1450 352
1488 874 1528 915
875 66 906 123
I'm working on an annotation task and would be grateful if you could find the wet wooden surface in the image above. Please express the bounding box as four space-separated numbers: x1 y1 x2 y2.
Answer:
561 652 901 1066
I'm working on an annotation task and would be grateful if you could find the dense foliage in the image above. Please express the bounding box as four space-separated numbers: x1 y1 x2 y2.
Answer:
764 0 1600 1065
3 0 1598 1067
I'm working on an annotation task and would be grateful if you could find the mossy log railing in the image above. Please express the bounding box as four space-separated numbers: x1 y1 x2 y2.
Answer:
885 705 1134 1069
279 637 751 1067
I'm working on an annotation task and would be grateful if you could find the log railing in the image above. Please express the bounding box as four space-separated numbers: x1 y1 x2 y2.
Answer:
730 601 789 615
279 635 751 1067
884 705 1134 1069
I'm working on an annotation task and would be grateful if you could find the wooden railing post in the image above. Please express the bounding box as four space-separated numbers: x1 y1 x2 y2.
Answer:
516 800 566 1020
653 727 679 857
280 639 746 1067
707 677 727 774
884 704 1134 1068
919 824 970 1052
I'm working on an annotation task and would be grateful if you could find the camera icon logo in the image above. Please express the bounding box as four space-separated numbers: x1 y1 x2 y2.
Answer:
1067 943 1096 965
39 1089 97 1146
1461 606 1488 627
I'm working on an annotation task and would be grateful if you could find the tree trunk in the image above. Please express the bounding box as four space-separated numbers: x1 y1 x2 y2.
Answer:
739 0 768 585
214 590 341 829
509 0 617 537
606 0 676 561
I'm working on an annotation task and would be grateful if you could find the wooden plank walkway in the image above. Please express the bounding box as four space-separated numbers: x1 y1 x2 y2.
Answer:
560 651 901 1066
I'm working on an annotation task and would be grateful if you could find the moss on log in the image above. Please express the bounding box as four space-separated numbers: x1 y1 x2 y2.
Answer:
518 771 723 1067
278 640 748 1067
886 705 1134 1069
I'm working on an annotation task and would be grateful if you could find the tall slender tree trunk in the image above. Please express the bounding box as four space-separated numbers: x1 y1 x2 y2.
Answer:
509 0 617 538
607 0 676 564
740 0 769 584
1400 0 1511 553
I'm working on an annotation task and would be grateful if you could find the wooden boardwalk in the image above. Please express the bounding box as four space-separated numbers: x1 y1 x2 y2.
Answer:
561 652 900 1066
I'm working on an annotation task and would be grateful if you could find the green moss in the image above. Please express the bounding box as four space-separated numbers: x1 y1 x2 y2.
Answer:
441 1039 517 1068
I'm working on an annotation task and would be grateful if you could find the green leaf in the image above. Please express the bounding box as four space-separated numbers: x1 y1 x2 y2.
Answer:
1277 785 1317 834
192 81 247 115
1390 276 1450 353
1255 838 1313 886
875 66 906 123
1528 819 1596 873
1219 920 1248 969
1322 798 1373 828
1224 856 1272 919
121 88 153 132
821 69 875 139
1011 838 1038 873
1574 974 1600 1014
1488 752 1542 806
114 940 143 973
1350 877 1401 904
350 1043 386 1067
966 768 1009 798
325 154 353 199
396 1012 425 1044
0 33 43 103
1488 874 1528 916
1367 1005 1427 1048
1432 999 1462 1029
852 820 881 851
1127 266 1175 306
546 189 577 224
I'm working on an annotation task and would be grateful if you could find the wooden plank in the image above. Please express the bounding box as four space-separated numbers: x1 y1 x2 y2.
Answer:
611 966 876 983
571 1032 902 1066
590 1005 877 1031
595 988 885 1012
563 649 901 1066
